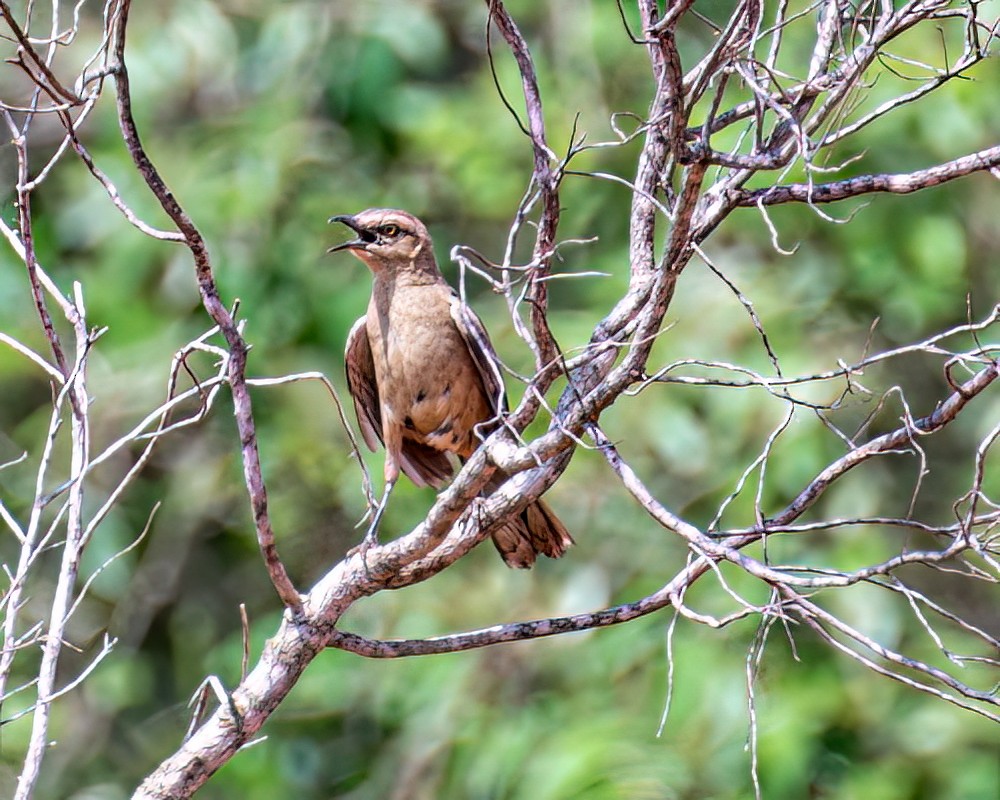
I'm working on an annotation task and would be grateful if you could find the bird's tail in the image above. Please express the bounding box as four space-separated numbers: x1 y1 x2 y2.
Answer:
491 496 574 569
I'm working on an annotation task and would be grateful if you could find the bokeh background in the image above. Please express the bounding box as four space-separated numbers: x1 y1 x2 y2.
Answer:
1 1 998 798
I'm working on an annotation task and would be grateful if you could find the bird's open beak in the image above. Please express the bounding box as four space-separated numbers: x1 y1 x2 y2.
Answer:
327 215 376 253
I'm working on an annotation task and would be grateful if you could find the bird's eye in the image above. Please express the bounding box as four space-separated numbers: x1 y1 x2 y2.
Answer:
378 224 400 237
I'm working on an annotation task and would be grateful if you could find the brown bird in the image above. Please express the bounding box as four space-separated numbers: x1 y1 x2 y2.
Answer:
328 208 572 567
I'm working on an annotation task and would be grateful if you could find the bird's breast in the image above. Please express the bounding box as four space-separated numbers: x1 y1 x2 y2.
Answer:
367 285 491 456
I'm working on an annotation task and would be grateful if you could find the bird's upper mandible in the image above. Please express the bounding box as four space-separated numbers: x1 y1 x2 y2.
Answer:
327 208 432 273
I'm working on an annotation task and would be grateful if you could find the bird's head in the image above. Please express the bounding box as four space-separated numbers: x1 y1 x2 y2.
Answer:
327 208 433 274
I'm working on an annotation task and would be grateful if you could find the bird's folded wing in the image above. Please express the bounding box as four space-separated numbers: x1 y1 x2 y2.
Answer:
449 292 507 415
344 316 383 452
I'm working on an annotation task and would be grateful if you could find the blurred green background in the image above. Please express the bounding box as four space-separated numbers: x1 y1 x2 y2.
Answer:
1 1 998 798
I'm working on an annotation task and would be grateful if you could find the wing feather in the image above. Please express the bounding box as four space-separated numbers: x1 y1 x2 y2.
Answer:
344 316 382 452
449 293 507 415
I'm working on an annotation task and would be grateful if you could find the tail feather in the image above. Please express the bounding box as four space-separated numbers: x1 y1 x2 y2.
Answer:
491 498 573 569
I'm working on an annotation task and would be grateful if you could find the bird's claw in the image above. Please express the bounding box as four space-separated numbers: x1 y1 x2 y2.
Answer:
346 524 379 559
346 516 383 578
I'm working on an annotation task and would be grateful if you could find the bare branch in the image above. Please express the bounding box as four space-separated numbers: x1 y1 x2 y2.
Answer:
486 0 562 369
733 144 1000 206
773 361 998 527
105 0 299 610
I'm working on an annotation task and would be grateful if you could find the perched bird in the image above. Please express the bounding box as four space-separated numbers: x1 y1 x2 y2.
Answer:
328 208 572 567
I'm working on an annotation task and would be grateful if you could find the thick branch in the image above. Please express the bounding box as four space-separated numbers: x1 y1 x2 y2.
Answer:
106 0 299 609
330 557 712 657
732 144 1000 206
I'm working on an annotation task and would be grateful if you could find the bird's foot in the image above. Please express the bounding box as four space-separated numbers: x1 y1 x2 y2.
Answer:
347 480 394 575
186 675 242 740
346 518 383 578
346 523 379 559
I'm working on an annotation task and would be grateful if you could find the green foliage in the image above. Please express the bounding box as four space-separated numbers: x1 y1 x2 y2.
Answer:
1 1 998 798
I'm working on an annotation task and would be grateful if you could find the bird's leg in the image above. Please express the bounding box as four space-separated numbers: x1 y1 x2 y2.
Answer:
359 437 402 549
363 477 396 548
350 438 401 562
347 477 395 569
